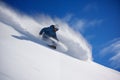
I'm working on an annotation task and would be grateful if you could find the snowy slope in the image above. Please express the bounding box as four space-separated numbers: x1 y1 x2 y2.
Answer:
0 21 120 80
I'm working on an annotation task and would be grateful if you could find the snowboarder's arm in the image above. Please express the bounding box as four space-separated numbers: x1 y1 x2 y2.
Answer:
39 28 44 35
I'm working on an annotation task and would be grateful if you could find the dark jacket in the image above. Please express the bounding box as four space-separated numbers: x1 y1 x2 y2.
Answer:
39 26 58 41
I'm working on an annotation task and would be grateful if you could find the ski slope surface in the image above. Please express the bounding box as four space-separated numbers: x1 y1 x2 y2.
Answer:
0 3 120 80
0 21 120 80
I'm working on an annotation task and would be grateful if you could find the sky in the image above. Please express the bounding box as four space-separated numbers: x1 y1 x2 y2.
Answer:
1 0 120 71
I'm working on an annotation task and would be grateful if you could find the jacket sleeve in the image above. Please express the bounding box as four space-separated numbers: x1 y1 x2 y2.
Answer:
39 28 44 35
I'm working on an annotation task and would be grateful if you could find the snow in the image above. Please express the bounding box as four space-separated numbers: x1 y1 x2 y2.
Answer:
0 3 92 61
0 3 120 80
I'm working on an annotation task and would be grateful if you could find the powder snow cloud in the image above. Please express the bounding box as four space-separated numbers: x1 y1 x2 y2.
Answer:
0 2 92 61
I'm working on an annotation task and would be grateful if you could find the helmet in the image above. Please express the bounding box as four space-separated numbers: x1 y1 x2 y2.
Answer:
50 25 59 31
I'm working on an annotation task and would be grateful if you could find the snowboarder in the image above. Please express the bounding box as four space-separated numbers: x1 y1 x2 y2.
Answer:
39 25 59 49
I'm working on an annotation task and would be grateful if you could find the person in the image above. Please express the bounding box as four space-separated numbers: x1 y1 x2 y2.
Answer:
39 25 59 49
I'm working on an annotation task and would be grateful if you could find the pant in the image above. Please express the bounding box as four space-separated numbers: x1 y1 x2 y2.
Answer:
42 34 57 46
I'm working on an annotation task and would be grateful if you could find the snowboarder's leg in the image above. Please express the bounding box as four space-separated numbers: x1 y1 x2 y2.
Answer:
42 34 57 49
48 40 57 49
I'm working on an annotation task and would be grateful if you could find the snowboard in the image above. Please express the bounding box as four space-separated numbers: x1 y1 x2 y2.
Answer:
47 45 56 49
